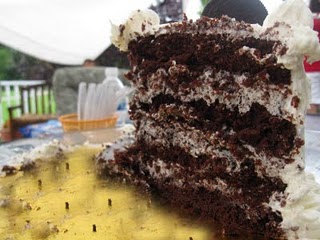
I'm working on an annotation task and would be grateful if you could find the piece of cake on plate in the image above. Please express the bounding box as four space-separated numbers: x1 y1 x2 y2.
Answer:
96 0 320 239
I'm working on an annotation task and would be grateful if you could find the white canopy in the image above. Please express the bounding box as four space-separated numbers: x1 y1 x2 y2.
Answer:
0 0 155 65
0 0 301 65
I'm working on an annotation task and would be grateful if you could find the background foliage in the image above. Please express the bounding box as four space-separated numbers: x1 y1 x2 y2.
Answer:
0 44 60 81
0 45 20 80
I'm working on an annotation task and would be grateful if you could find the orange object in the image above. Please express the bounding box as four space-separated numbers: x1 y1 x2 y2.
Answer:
59 113 118 132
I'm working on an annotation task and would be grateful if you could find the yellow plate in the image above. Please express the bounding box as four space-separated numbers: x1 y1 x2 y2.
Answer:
0 146 212 240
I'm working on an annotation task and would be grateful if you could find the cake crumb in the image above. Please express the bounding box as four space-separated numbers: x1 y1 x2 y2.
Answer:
92 224 97 232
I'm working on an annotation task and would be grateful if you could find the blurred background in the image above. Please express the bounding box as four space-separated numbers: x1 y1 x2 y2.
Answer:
0 0 289 82
0 0 316 142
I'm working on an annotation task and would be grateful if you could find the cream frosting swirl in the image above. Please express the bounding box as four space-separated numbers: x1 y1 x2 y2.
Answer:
263 0 320 66
111 9 160 52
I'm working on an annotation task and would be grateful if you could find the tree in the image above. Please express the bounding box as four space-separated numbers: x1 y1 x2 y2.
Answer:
0 45 21 80
0 44 62 82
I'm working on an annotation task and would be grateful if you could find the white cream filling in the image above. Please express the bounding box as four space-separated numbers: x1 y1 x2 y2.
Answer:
145 158 175 180
144 158 235 195
136 118 300 178
134 67 302 123
3 140 74 174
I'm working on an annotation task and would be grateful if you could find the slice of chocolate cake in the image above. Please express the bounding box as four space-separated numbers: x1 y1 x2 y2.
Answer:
98 0 320 239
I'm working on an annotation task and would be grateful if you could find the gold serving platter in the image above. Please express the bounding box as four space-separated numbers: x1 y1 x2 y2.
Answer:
0 146 212 240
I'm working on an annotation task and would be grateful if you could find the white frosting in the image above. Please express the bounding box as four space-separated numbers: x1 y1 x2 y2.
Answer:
263 0 320 65
262 1 320 239
111 9 160 52
264 0 313 32
262 0 320 126
0 140 75 177
269 170 320 240
9 140 74 169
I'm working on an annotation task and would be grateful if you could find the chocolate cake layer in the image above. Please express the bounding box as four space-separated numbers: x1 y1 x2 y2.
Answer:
128 35 290 86
99 141 286 239
126 17 290 86
132 65 291 94
129 64 297 123
106 4 320 239
130 94 300 159
134 117 303 178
